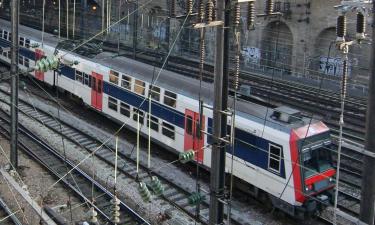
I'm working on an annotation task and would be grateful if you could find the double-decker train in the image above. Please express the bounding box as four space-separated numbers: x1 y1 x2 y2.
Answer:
0 19 335 218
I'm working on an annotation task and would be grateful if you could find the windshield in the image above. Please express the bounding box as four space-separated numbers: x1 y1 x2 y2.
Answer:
302 146 333 178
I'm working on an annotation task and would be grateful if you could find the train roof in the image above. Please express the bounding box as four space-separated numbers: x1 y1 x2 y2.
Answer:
0 19 318 132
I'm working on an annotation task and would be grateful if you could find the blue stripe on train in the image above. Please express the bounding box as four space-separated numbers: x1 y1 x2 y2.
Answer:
57 64 286 179
0 38 36 60
207 117 286 178
104 82 185 128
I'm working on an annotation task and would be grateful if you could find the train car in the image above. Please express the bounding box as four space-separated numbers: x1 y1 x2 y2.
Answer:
0 19 335 218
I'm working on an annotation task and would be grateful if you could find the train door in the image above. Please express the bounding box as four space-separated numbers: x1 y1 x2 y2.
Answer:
91 72 103 111
35 49 44 81
184 109 205 162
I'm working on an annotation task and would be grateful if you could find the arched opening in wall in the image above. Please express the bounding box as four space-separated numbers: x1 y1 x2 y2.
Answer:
309 27 341 81
310 27 369 85
260 21 293 76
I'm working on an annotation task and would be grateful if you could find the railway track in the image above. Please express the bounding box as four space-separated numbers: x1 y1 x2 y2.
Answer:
0 197 22 225
0 89 245 225
0 108 149 225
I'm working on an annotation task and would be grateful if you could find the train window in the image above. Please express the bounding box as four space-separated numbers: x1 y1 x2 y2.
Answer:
19 37 24 46
133 109 144 124
268 144 282 173
120 102 130 117
134 79 145 95
109 70 119 85
75 70 83 83
121 75 131 90
164 90 176 108
24 58 29 68
147 115 159 131
3 31 8 40
91 77 97 91
2 51 6 57
186 116 193 135
18 56 23 65
7 51 10 59
98 80 102 93
84 73 90 86
108 97 118 111
8 33 11 41
25 39 30 48
149 85 160 101
0 30 2 39
162 122 175 140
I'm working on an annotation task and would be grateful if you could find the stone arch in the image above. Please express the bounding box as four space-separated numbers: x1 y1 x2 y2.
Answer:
309 27 339 78
260 21 293 75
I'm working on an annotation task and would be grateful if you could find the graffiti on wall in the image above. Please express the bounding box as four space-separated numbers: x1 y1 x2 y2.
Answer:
241 47 261 66
319 57 352 76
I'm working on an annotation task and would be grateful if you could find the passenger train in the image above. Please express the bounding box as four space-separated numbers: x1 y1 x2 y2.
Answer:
0 19 335 218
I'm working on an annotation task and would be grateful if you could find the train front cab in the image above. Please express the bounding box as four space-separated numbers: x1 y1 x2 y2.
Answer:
290 121 335 218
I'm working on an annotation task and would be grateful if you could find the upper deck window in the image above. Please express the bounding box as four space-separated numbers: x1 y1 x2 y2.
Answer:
75 70 83 83
19 37 24 46
25 39 30 48
149 85 160 101
134 79 145 95
121 74 131 90
164 90 177 108
109 70 119 85
268 144 282 174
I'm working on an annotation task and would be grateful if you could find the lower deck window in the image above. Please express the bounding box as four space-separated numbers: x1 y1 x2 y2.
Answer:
120 102 131 117
108 97 118 111
133 109 144 124
147 115 159 131
268 144 282 173
162 122 175 140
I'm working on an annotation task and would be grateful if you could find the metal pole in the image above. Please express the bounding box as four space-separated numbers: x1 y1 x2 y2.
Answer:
10 0 19 170
209 0 229 224
360 2 375 224
132 0 138 59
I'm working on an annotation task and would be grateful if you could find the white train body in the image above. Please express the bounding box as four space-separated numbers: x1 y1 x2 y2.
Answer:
0 19 336 218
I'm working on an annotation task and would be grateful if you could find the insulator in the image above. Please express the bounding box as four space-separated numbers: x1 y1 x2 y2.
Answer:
212 0 217 21
234 3 241 26
89 207 98 223
170 0 176 17
198 0 205 23
188 192 205 206
206 0 214 23
150 176 164 196
247 1 255 30
200 39 205 69
35 56 59 72
265 0 274 15
356 12 366 41
111 196 121 223
336 15 347 42
179 150 195 163
138 182 151 202
341 60 348 98
186 0 193 15
234 55 240 91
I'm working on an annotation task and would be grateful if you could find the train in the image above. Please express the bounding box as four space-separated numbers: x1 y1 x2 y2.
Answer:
0 18 335 219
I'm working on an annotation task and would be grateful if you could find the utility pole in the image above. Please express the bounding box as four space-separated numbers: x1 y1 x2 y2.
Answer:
10 0 19 169
360 1 375 224
209 0 229 224
132 0 138 59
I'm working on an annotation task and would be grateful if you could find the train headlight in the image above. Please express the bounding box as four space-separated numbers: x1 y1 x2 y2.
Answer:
329 177 333 182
